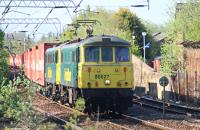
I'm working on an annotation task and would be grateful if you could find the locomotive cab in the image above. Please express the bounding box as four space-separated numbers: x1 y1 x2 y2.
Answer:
78 35 133 112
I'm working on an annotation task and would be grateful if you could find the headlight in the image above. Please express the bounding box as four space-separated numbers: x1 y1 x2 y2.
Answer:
105 80 111 85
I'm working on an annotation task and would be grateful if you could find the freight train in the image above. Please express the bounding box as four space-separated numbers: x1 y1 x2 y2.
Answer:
9 35 133 113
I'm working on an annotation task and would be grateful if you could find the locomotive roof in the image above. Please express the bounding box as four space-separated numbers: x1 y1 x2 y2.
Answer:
80 35 130 46
46 35 130 53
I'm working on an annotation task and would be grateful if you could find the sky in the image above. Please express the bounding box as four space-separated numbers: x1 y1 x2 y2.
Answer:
0 0 184 41
81 0 177 25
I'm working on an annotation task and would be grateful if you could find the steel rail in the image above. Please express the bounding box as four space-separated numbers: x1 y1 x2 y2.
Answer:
133 95 200 117
106 121 133 130
121 114 176 130
36 93 85 115
132 99 187 115
33 106 83 130
35 93 133 130
140 96 200 113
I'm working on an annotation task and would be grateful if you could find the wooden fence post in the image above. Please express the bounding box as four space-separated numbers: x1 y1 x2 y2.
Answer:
195 71 197 103
178 71 180 101
186 71 189 105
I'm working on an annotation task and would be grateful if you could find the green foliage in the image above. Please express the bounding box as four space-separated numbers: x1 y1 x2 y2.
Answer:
0 30 5 48
169 0 200 41
113 8 159 59
38 32 58 43
114 8 146 44
160 39 184 76
37 123 60 130
0 76 45 130
0 76 36 121
74 98 85 112
131 43 142 59
143 20 164 33
64 98 86 130
0 29 8 83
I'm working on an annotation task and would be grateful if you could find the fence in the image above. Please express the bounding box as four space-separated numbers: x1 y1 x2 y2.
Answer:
173 71 200 105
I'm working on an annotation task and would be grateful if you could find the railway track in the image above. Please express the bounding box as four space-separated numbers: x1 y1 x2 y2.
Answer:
132 95 200 118
120 114 175 130
33 93 84 130
33 93 177 130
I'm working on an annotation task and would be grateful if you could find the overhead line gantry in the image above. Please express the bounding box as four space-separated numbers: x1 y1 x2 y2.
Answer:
0 0 82 9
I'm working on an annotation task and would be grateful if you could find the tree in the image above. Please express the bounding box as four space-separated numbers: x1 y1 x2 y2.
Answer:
160 0 200 76
160 39 184 76
114 8 159 60
0 30 8 82
169 0 200 41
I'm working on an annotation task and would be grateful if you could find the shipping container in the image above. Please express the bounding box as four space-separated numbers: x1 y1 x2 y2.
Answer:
28 48 32 79
9 54 24 68
24 51 28 76
34 43 55 86
31 47 36 82
23 43 56 85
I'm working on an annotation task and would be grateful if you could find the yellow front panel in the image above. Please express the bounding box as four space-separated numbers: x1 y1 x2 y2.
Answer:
78 46 133 88
78 64 133 88
56 48 61 84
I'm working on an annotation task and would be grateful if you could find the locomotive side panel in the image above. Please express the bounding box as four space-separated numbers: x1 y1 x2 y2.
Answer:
60 46 78 87
45 48 57 84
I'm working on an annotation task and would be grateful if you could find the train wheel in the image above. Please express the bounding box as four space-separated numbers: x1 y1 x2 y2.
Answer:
84 100 93 114
60 85 66 105
68 88 73 106
118 103 128 114
60 95 67 105
39 89 43 95
45 84 52 97
46 88 51 97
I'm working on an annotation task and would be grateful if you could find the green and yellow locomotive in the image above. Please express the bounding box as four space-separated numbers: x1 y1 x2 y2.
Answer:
45 35 133 112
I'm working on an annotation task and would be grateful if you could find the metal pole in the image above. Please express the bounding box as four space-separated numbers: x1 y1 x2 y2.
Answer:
142 32 146 63
163 80 165 118
24 38 26 52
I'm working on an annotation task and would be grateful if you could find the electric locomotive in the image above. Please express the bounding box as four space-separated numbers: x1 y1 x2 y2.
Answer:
45 35 133 112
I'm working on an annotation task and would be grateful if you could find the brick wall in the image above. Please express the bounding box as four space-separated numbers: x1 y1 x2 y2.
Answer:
132 55 173 100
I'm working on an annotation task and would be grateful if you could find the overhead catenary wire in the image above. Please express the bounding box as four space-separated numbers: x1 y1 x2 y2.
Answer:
32 8 54 34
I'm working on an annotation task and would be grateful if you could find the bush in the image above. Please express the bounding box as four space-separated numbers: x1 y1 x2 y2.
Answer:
0 76 36 121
